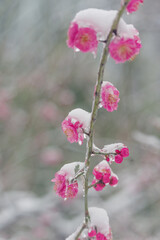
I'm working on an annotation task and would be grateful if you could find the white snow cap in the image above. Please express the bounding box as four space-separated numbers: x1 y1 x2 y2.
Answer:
89 207 110 236
61 162 84 180
102 143 125 154
68 108 91 132
95 160 110 169
73 8 138 40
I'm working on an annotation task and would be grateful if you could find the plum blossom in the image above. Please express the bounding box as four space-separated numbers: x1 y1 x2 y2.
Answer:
100 81 120 112
62 108 91 145
92 160 118 191
122 0 143 14
67 8 141 58
51 162 84 200
102 143 130 164
109 35 142 63
67 22 98 53
88 207 112 240
109 174 119 187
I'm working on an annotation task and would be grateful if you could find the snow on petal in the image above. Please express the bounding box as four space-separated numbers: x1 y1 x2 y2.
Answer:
62 108 91 145
52 162 84 200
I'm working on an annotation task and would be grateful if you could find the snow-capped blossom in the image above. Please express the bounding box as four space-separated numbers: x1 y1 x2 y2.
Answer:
52 162 84 200
109 174 119 187
88 207 112 240
67 22 98 53
102 143 129 164
93 160 111 183
122 0 143 14
62 118 84 144
92 160 118 190
67 8 141 56
100 81 120 112
62 108 91 145
109 35 142 63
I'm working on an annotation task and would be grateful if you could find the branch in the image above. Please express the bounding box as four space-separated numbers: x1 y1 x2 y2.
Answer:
78 0 130 237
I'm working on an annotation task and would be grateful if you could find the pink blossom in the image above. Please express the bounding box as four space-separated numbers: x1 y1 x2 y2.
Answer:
67 22 98 53
100 81 120 112
93 161 111 181
115 154 123 164
109 174 119 187
96 232 107 240
109 35 142 63
122 0 143 14
62 117 84 144
93 169 103 180
51 172 66 198
88 229 97 237
120 147 130 157
62 108 91 145
103 173 110 184
92 179 105 191
52 171 78 199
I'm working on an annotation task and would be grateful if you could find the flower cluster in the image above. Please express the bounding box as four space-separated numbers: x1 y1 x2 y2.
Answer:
52 162 84 200
103 143 130 164
61 108 91 145
122 0 143 14
92 160 118 191
100 81 120 112
67 8 142 63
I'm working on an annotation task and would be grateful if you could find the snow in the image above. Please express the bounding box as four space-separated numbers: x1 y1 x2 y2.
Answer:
89 207 110 236
73 8 138 41
68 108 91 131
61 162 84 180
102 143 125 154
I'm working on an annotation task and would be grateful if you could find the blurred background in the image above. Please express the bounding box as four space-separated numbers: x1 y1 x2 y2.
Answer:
0 0 160 239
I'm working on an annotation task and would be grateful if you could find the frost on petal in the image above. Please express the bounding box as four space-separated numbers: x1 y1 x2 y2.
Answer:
62 108 91 145
100 81 120 112
109 35 142 63
89 207 112 239
122 0 143 14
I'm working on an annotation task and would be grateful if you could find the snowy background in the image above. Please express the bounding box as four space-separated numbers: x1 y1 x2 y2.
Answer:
0 0 160 239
